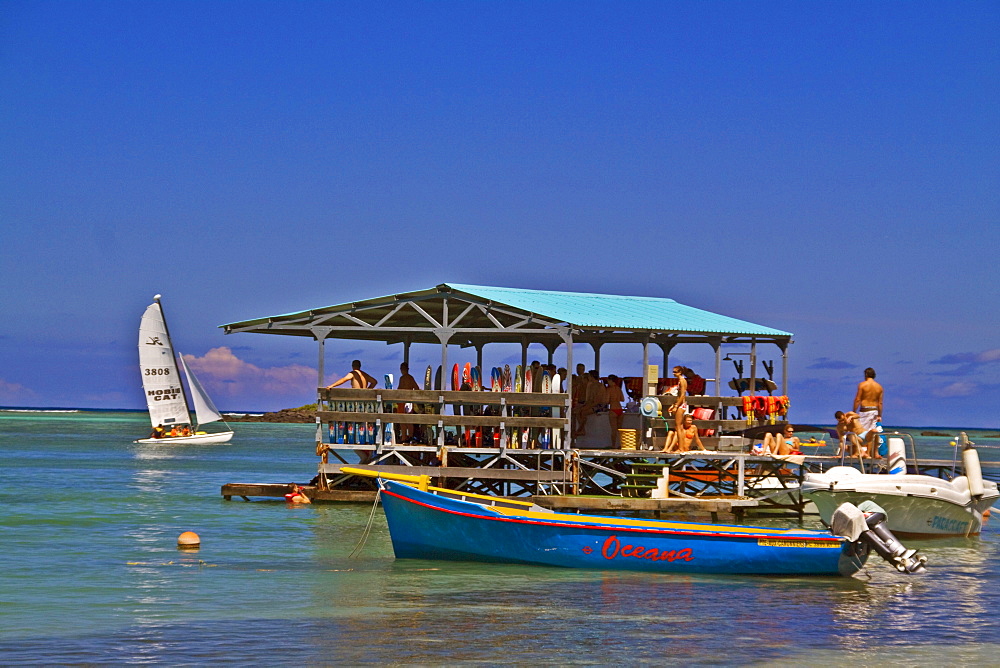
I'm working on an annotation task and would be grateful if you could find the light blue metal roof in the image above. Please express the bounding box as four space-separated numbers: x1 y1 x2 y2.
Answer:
222 282 792 340
444 283 791 337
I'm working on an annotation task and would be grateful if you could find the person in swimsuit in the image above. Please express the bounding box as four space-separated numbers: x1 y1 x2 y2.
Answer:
663 414 704 452
835 410 875 458
285 484 311 504
571 369 591 437
395 363 420 443
326 360 378 389
606 374 625 447
667 366 688 436
764 424 801 456
853 368 884 452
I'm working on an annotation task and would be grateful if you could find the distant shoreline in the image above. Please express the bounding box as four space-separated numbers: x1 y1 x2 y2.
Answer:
3 406 998 433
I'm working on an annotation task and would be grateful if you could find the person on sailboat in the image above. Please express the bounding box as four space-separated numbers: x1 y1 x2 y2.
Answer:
325 360 378 389
149 424 165 439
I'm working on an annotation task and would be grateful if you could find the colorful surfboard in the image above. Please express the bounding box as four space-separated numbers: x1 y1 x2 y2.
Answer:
515 365 523 393
451 363 460 391
366 401 376 444
383 374 394 445
424 365 432 391
551 373 562 449
503 365 512 392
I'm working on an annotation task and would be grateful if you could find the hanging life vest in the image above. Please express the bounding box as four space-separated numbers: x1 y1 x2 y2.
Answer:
742 395 756 425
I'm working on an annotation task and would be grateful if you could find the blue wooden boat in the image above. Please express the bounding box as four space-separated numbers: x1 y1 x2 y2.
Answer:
342 468 927 577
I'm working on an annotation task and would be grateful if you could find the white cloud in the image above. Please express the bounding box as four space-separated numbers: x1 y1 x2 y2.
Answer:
181 347 318 398
0 378 38 403
932 381 978 398
978 349 1000 363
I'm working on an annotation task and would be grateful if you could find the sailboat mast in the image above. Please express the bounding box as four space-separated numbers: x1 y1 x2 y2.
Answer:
153 294 193 425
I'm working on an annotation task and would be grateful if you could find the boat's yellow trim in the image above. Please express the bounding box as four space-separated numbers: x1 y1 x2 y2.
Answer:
341 467 542 507
342 466 431 490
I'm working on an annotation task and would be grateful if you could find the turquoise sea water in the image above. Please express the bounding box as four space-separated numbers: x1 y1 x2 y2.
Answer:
3 411 1000 665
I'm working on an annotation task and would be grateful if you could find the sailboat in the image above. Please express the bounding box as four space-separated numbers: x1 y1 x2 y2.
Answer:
134 295 234 445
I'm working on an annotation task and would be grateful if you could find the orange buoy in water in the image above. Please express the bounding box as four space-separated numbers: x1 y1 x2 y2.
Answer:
177 531 201 549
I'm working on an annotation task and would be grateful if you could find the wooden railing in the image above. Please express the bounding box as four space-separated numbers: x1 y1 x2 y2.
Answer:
317 387 569 448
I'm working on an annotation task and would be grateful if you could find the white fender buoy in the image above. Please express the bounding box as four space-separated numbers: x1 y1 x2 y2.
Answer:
961 433 985 497
887 437 907 475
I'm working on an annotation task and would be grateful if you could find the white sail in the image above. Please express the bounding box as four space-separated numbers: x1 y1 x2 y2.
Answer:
179 353 223 426
138 302 190 428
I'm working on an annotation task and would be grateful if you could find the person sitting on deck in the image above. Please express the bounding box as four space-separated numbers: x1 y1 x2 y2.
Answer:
763 424 801 456
325 360 378 390
285 484 311 504
149 424 165 439
662 414 705 453
834 410 877 459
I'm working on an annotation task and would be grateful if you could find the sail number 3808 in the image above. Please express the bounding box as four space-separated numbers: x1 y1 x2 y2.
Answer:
144 368 171 376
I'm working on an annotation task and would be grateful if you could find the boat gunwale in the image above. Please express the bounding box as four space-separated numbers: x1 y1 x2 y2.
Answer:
381 486 844 543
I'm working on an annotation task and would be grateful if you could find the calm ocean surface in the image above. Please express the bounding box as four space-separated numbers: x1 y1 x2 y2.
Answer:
3 410 1000 665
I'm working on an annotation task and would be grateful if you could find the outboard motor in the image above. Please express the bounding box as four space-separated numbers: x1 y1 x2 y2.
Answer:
831 501 927 574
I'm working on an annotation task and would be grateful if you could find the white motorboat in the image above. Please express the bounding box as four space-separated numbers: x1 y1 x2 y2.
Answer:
802 434 997 536
134 295 234 445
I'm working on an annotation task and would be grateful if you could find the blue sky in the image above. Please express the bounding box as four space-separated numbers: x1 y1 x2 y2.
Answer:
2 1 998 427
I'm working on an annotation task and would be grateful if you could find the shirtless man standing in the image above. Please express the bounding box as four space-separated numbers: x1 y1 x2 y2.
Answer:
853 367 883 437
326 359 378 389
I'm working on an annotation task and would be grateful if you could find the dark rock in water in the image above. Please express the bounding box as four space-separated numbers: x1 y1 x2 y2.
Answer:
225 408 316 423
920 431 952 437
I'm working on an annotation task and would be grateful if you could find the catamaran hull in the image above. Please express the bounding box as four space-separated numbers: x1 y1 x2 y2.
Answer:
134 431 234 445
379 480 868 576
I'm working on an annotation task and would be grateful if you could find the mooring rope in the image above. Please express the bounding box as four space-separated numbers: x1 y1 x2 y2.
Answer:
348 491 382 559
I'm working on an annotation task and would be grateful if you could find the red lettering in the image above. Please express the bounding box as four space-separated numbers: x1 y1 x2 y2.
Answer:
601 535 620 560
600 535 695 563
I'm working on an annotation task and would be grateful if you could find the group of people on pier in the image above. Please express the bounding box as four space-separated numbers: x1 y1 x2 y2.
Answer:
320 358 886 459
